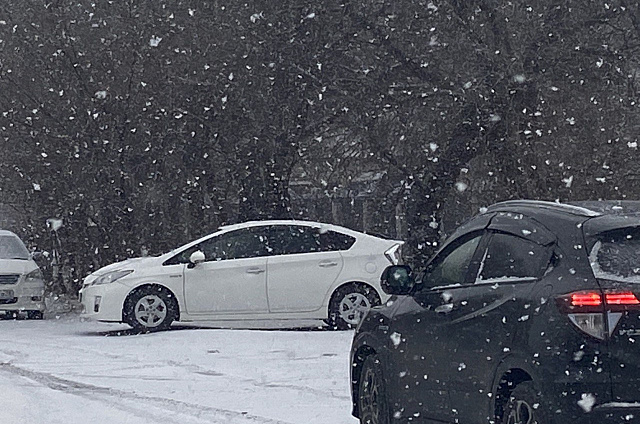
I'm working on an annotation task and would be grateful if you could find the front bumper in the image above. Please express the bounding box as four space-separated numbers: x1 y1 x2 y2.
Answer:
79 282 130 322
0 284 45 313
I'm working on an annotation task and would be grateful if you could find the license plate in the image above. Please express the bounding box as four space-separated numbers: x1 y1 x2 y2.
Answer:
0 290 14 300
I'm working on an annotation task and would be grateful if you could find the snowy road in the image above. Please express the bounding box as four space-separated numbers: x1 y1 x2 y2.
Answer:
0 318 358 424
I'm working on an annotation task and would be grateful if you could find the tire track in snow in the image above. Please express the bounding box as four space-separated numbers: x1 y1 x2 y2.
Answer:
0 362 295 424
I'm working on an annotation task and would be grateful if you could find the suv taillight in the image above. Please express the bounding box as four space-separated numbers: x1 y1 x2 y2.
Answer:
557 290 640 340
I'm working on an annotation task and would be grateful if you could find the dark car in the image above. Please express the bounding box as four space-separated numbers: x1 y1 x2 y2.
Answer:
350 200 640 424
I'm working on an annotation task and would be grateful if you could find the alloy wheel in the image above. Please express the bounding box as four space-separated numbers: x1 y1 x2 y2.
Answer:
134 294 168 328
506 399 534 424
339 292 371 325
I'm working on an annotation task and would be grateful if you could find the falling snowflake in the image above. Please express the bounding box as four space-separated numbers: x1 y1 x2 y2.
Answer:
455 182 468 192
578 394 596 412
390 332 402 347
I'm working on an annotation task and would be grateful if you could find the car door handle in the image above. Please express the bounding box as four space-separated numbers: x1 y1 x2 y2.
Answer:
435 303 454 314
246 268 266 274
319 261 338 268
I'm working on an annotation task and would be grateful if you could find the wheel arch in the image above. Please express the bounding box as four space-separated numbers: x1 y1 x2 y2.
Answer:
121 283 181 322
491 357 536 422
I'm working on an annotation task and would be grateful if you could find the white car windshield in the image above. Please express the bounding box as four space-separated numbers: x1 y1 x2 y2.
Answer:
0 235 30 260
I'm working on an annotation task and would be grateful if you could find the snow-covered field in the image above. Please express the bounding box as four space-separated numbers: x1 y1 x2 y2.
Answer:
0 317 358 424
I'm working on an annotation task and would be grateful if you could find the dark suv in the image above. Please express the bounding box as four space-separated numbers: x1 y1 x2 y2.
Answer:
351 200 640 424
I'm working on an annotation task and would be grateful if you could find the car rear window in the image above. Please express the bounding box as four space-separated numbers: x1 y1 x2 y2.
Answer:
588 228 640 283
0 235 30 260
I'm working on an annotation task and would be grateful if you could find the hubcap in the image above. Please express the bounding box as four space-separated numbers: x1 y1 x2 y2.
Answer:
339 292 371 325
134 294 167 328
506 399 534 424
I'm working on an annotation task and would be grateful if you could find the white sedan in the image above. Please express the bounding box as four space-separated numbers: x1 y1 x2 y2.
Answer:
79 220 403 331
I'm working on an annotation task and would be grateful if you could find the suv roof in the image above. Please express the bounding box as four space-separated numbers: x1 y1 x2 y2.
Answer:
486 200 602 217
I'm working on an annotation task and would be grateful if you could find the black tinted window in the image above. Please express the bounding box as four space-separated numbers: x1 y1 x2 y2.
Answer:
165 228 269 265
477 233 551 281
201 229 269 260
268 226 322 255
422 234 482 289
318 230 355 251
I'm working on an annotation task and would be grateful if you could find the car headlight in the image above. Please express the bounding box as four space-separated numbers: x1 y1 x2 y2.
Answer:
25 269 44 284
92 270 133 286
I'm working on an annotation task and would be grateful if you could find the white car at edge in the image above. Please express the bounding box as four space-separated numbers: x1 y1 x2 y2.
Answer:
0 230 46 319
79 220 403 331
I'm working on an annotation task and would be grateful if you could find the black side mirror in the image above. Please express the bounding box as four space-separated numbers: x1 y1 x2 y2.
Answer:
381 265 415 295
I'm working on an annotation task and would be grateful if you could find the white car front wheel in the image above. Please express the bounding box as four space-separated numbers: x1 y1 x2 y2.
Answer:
123 286 177 332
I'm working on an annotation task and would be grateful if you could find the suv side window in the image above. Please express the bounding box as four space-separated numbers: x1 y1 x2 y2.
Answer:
476 232 552 282
421 234 483 289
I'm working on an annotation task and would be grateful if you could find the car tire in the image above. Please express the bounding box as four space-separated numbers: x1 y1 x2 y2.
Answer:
327 283 380 330
358 354 391 424
123 286 177 332
26 310 44 320
500 380 546 424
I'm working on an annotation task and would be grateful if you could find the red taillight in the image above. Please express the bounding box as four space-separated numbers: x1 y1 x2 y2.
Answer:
558 290 640 341
571 292 602 307
567 291 640 307
605 292 640 305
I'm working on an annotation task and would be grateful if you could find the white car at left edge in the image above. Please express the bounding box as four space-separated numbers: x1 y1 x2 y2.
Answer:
0 230 46 319
79 220 404 331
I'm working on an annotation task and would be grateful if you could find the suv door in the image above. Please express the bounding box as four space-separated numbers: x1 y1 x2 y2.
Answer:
444 230 554 423
265 225 345 313
181 228 270 315
388 231 485 423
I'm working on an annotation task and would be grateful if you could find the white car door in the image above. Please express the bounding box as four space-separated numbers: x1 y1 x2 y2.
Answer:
182 228 269 315
265 225 346 313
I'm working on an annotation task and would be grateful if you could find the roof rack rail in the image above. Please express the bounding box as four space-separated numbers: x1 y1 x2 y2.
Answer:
486 200 601 217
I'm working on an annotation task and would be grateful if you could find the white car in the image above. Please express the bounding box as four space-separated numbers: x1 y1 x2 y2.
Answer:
79 220 403 331
0 230 46 319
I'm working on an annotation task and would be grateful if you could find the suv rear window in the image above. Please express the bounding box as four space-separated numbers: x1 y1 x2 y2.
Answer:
589 228 640 283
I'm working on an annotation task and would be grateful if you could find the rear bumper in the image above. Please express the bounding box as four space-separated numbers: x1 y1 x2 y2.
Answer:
589 403 640 422
544 382 640 424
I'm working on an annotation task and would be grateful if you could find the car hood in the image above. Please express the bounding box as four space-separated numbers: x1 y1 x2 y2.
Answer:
0 259 38 275
85 257 158 280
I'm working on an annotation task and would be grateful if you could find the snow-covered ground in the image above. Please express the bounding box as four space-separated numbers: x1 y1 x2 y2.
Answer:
0 317 358 424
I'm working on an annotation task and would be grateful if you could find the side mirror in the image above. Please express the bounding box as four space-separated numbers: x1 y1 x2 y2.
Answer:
188 250 206 268
380 265 415 295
